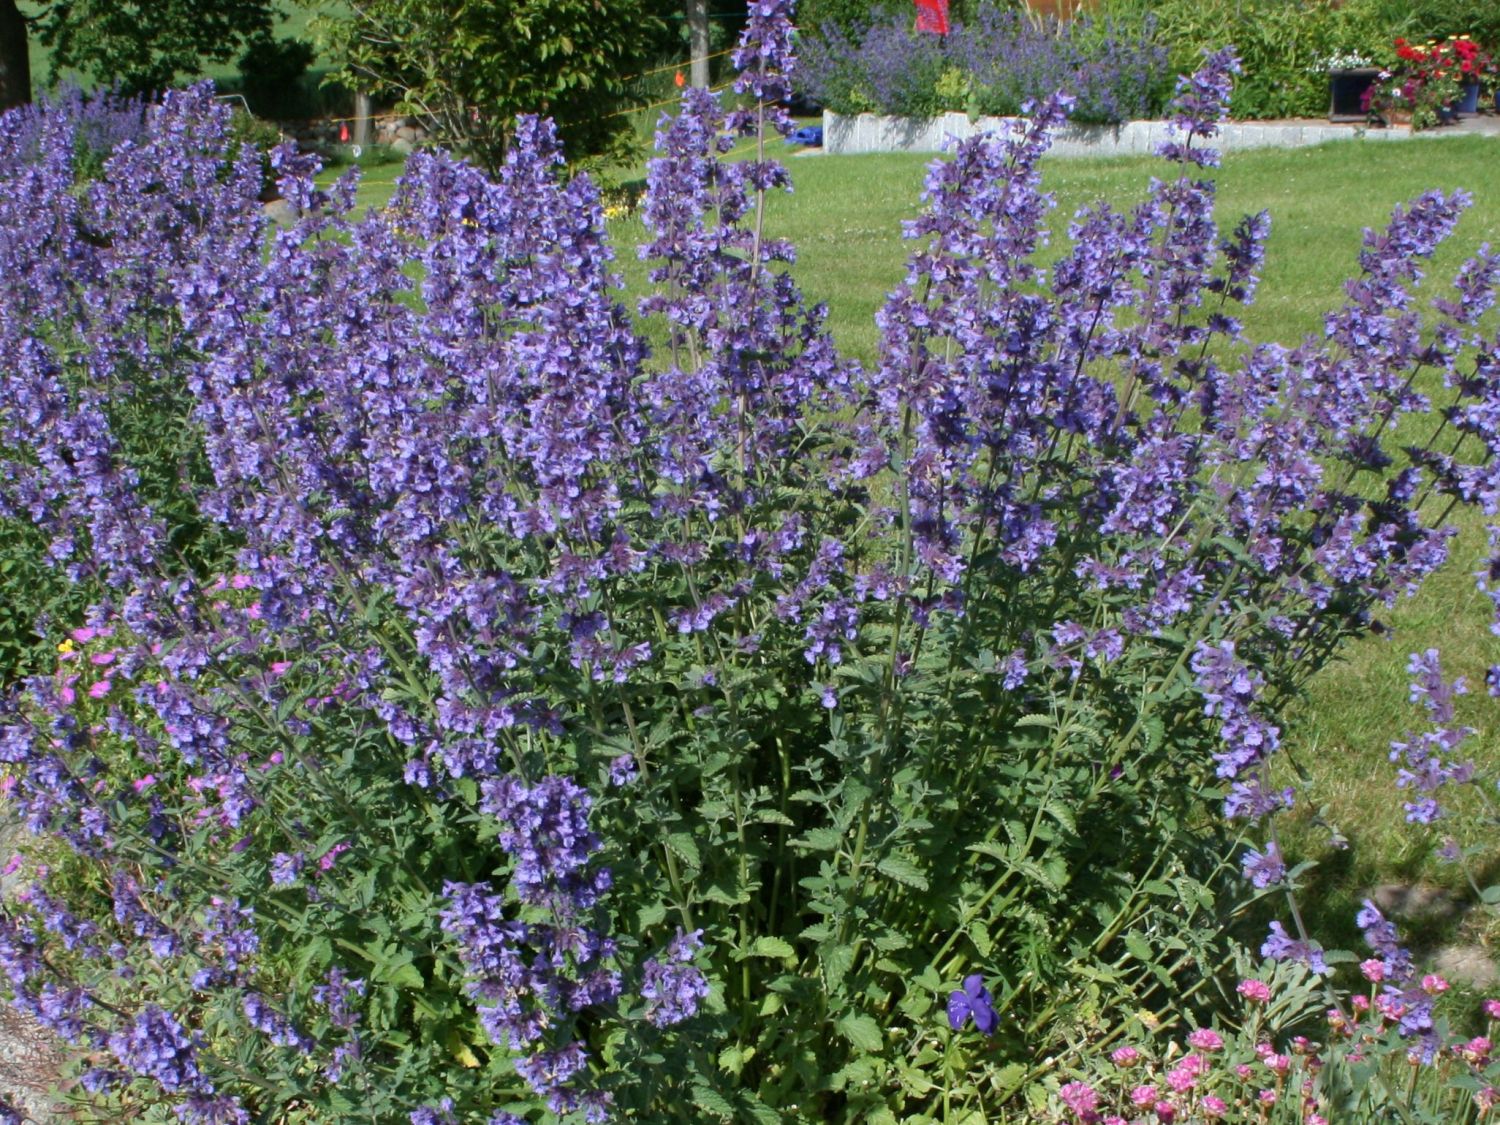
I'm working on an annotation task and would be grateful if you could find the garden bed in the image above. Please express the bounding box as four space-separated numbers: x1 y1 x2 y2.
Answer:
822 109 1419 157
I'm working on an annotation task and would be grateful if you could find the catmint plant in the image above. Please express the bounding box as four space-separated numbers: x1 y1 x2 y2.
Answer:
1 5 1499 1123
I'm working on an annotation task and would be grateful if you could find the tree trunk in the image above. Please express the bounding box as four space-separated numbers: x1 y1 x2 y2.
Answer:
686 0 709 89
0 0 31 113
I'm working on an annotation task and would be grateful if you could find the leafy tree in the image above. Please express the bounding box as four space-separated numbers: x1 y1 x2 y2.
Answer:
318 0 679 170
0 0 28 110
7 0 278 99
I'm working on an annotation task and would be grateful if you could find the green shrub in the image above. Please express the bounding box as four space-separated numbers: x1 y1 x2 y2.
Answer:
1136 0 1398 119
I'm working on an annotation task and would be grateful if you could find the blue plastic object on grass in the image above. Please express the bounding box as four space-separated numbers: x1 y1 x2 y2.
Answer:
788 125 823 147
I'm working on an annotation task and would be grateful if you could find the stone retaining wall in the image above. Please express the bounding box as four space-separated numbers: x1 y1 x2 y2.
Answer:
822 110 1413 157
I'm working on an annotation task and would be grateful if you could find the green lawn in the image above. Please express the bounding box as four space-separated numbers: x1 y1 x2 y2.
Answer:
332 132 1500 959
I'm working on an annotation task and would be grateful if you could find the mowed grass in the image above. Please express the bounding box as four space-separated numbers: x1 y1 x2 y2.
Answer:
330 132 1500 955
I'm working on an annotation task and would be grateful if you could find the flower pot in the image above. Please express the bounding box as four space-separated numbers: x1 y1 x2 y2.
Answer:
1328 67 1381 121
1457 81 1480 115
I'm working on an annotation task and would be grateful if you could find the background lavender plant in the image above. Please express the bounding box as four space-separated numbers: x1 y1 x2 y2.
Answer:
798 2 1170 124
1 8 1499 1123
959 6 1168 122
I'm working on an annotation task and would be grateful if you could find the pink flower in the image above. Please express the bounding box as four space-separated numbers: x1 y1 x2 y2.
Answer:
1360 959 1386 982
1422 973 1449 994
58 683 76 705
1307 1115 1328 1125
1153 1101 1175 1123
1110 1046 1140 1067
89 651 115 666
1201 1095 1228 1118
1461 1036 1491 1064
1484 999 1500 1020
1262 1053 1290 1075
230 574 252 589
1058 1082 1098 1117
1180 1054 1209 1077
1351 994 1370 1013
1 855 21 876
71 626 97 643
132 775 157 793
1131 1085 1158 1108
269 661 293 676
1235 1063 1253 1080
318 842 351 872
1237 979 1271 1003
88 679 112 699
1258 1089 1278 1105
1376 994 1408 1022
1165 1067 1196 1094
1187 1028 1223 1052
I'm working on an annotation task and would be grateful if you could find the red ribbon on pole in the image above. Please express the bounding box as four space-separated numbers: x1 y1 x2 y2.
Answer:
914 0 950 35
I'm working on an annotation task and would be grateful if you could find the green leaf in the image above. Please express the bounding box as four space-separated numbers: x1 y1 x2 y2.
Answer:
876 855 929 890
821 940 856 992
665 832 701 871
749 936 796 960
1123 933 1153 962
718 1044 755 1077
793 826 845 852
835 1011 885 1053
691 1085 735 1121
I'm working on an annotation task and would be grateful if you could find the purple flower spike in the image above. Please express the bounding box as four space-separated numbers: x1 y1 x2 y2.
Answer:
947 973 998 1035
1156 48 1241 166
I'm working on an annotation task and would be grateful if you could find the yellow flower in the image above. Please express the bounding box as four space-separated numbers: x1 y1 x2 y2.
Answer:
56 639 74 654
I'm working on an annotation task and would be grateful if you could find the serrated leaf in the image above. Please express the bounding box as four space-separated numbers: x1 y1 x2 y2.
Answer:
749 936 796 960
1124 933 1153 962
821 940 856 991
754 808 795 826
836 1011 884 1053
793 826 844 852
876 855 929 890
1014 713 1055 728
665 832 701 870
969 918 996 958
717 1044 754 1076
691 1085 735 1120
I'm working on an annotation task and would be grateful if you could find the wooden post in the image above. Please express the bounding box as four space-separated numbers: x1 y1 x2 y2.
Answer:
687 0 710 88
353 91 371 148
